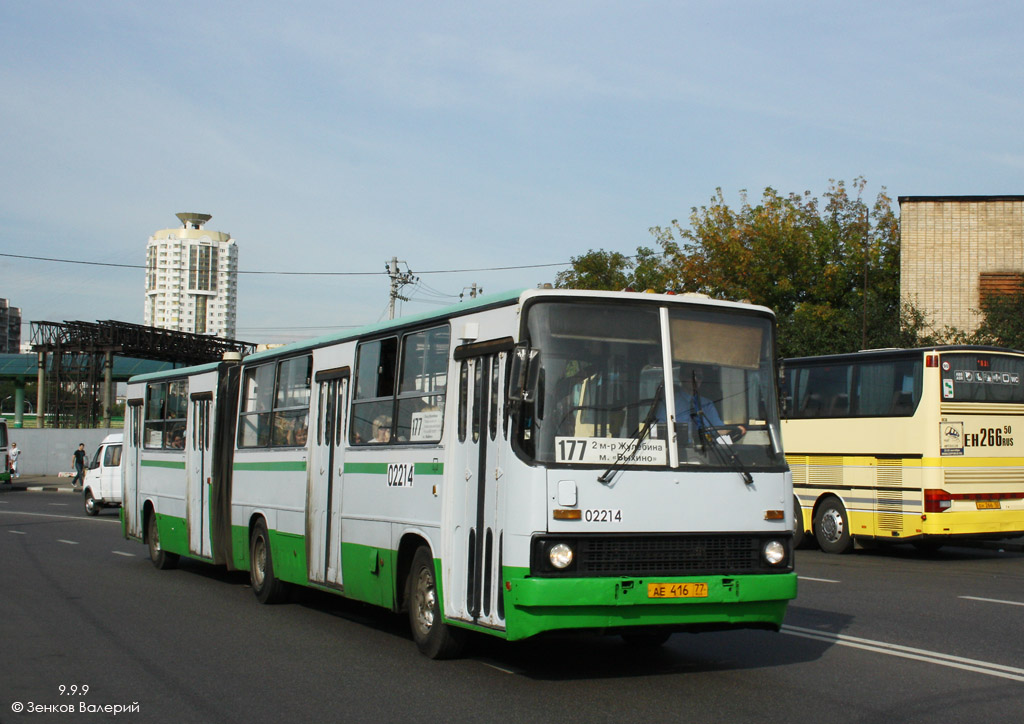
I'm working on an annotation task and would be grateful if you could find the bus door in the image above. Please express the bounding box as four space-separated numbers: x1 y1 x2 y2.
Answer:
187 393 213 558
308 370 349 588
124 399 144 539
447 351 507 631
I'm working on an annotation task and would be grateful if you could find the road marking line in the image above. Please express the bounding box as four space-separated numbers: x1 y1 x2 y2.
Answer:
782 624 1024 682
479 661 518 675
798 576 841 583
113 551 135 557
0 510 119 524
9 530 27 535
959 595 1024 608
57 539 79 545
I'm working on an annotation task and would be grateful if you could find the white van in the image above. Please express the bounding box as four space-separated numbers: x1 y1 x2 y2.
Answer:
83 433 123 515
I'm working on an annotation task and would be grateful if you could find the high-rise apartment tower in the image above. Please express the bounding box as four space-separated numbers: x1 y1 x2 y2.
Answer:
0 298 21 353
144 213 238 339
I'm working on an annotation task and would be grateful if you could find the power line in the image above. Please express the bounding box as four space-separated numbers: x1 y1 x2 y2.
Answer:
0 251 573 276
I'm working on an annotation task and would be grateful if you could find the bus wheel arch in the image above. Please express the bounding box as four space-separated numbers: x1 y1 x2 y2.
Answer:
249 515 289 604
813 494 853 554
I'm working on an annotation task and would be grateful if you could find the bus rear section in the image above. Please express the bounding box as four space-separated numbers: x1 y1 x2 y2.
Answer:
124 361 240 568
783 347 1024 552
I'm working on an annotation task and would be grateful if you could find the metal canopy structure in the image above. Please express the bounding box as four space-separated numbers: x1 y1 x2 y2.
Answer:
30 320 257 428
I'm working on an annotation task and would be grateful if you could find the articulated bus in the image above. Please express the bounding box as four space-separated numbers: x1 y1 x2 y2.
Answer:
782 346 1024 553
123 288 796 657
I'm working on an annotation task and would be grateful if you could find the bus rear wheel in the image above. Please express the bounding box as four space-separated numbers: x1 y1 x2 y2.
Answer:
406 546 465 659
146 511 179 570
250 519 288 604
814 496 853 554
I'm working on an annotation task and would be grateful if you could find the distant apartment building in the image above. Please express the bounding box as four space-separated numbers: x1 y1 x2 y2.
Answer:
900 196 1024 335
0 298 21 353
144 213 238 339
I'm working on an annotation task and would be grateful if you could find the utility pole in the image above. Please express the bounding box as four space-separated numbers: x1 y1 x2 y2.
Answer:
862 205 870 350
386 257 417 320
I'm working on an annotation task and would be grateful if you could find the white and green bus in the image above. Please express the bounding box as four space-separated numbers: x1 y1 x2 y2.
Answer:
123 288 796 658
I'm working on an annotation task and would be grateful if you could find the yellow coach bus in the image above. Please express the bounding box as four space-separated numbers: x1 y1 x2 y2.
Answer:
782 346 1024 553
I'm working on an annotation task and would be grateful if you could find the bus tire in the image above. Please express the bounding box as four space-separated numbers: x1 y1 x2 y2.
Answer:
792 496 807 549
250 519 288 604
84 488 101 516
406 546 465 659
814 496 853 554
146 511 179 570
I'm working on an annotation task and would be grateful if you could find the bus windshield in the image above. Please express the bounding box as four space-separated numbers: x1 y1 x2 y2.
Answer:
517 300 784 471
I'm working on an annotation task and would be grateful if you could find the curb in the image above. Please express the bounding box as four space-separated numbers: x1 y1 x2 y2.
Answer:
0 481 79 494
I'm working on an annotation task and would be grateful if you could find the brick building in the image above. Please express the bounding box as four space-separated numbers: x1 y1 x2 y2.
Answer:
899 195 1024 335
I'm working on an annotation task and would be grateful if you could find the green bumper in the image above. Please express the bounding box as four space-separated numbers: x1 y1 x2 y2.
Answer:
501 571 797 641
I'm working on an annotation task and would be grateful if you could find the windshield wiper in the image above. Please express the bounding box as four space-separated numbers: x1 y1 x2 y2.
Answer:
597 383 664 484
693 408 753 485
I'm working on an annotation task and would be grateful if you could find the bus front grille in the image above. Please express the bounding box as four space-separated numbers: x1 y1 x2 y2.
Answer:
531 534 786 577
580 535 761 575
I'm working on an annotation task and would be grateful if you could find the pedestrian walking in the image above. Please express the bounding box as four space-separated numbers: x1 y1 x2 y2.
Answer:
71 443 87 489
9 442 19 478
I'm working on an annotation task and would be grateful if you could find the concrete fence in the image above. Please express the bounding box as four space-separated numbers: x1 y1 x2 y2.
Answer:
6 429 118 476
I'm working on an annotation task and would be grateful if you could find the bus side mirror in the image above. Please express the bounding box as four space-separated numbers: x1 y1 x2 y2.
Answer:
508 344 539 403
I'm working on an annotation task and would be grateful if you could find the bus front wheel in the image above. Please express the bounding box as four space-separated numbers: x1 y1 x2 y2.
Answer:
792 496 807 548
814 496 853 554
406 546 465 659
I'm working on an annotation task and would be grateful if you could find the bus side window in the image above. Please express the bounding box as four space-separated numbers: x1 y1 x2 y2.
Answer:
891 392 914 416
352 338 398 444
801 394 823 417
828 394 849 417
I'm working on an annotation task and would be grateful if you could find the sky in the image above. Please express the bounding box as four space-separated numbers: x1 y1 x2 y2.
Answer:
2 1 1023 344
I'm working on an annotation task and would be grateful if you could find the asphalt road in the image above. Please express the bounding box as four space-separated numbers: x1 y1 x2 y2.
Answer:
1 488 1022 724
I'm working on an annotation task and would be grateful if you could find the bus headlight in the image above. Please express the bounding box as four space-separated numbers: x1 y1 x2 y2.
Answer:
763 540 786 566
548 542 575 569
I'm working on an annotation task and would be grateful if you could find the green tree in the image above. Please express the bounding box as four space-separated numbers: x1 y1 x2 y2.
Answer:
554 249 633 291
972 292 1024 350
